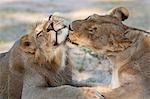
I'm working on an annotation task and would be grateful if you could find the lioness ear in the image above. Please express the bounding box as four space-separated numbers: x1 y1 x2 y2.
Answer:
19 35 36 54
109 7 129 21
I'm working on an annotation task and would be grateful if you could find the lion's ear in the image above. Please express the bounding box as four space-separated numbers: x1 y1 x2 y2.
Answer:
109 7 129 21
19 35 36 54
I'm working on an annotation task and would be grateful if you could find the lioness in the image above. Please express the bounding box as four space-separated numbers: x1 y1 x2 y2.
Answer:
68 7 150 99
0 15 104 99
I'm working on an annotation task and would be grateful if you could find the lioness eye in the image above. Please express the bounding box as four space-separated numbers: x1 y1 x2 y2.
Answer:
88 27 97 34
89 29 93 32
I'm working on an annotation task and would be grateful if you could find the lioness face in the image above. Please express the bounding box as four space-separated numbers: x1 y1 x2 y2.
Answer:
19 15 69 64
69 7 131 54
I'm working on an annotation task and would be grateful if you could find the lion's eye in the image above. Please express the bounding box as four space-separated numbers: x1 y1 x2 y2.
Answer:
24 41 31 47
37 31 43 37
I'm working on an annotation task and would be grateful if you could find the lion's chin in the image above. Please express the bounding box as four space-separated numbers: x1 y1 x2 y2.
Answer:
34 49 54 65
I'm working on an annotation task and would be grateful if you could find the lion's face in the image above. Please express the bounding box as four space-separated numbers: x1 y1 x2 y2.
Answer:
69 7 132 55
19 15 69 65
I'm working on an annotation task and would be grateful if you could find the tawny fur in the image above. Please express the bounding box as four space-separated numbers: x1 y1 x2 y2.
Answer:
0 16 104 99
69 7 150 99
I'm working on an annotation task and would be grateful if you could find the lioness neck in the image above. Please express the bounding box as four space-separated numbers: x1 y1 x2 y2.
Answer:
109 29 150 89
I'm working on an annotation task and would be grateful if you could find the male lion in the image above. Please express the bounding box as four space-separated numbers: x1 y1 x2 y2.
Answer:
68 7 150 99
0 15 104 99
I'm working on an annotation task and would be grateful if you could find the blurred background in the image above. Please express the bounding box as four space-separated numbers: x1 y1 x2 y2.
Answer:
0 0 149 83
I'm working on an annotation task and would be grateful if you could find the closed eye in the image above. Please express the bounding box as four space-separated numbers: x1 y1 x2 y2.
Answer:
37 31 43 37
